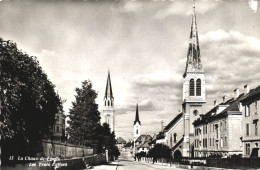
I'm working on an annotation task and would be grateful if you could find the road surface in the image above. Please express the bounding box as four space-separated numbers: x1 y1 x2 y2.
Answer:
115 152 184 170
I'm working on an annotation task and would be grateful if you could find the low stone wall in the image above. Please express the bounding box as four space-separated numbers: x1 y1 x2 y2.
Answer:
83 154 106 165
42 139 93 158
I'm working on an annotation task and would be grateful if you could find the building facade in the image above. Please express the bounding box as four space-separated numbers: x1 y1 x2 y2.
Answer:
193 89 245 157
53 111 66 138
103 71 115 132
116 137 127 151
241 85 260 157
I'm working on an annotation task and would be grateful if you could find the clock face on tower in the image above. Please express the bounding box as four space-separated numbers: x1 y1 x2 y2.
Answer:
193 110 199 116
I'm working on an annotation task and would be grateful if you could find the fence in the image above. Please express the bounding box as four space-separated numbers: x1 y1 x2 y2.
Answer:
42 139 94 158
206 158 260 169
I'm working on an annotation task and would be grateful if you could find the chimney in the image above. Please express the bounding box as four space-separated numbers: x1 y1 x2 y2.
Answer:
161 120 164 131
244 84 250 94
223 95 227 103
234 88 239 99
214 100 218 107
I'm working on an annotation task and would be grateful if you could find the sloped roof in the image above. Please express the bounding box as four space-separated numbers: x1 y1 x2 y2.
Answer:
138 141 150 149
164 112 183 131
135 135 152 143
241 85 260 105
193 94 245 126
116 137 126 144
124 141 133 147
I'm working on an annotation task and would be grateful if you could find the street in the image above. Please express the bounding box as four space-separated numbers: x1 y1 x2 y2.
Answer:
92 151 184 170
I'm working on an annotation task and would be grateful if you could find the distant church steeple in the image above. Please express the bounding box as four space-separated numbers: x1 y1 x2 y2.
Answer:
103 70 115 132
182 0 206 157
134 104 141 139
134 104 141 125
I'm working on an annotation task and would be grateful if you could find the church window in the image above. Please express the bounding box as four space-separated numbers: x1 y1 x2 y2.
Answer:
136 129 138 134
105 101 106 106
170 136 172 148
196 79 201 96
225 136 227 146
108 100 110 106
174 133 177 143
189 79 195 96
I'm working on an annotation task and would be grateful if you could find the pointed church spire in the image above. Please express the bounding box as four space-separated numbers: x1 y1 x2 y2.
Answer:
105 70 113 99
134 103 141 125
184 0 203 77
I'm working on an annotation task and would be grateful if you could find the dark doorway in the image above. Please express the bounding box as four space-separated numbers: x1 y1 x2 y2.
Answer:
174 150 182 160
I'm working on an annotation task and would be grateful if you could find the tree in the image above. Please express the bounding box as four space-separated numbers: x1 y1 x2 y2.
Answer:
0 38 62 164
67 80 101 144
148 144 172 160
96 123 120 159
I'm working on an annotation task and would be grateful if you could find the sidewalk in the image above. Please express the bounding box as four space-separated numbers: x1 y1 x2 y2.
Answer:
88 161 118 170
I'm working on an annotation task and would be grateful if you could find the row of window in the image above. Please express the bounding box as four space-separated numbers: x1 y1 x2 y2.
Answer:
189 78 201 96
195 121 227 137
195 137 228 148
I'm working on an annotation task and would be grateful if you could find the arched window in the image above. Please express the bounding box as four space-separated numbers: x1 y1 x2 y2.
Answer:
111 101 113 106
174 133 177 143
189 79 195 96
105 101 106 106
108 100 110 106
170 136 173 148
196 79 201 96
136 129 138 134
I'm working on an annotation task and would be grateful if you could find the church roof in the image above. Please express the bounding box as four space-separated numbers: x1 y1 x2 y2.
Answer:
183 1 203 78
164 112 183 131
134 104 141 125
105 71 113 99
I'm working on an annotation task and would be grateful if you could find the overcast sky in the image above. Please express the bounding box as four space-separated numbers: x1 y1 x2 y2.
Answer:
1 0 260 141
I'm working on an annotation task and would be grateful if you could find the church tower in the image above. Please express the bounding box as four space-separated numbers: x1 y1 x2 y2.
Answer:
134 104 141 140
103 71 115 132
182 1 206 157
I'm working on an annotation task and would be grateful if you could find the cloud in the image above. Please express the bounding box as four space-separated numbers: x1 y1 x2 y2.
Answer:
198 29 260 109
133 71 181 87
110 0 144 14
154 1 219 19
115 98 164 116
